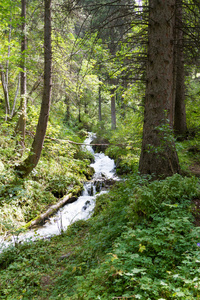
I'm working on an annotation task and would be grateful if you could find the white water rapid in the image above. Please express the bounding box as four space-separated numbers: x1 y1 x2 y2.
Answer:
0 133 117 252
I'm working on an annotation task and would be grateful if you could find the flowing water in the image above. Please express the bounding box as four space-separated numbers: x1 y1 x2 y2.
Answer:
0 133 117 252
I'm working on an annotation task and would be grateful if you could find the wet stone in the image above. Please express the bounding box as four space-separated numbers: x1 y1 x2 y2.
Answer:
82 200 91 211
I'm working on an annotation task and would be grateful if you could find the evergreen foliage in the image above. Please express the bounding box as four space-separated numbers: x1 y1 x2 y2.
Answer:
0 0 200 299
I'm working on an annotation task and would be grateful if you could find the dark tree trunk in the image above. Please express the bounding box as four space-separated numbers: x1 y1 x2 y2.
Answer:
17 0 27 153
111 87 116 130
0 66 10 117
84 102 88 114
98 78 102 122
15 0 52 177
174 0 187 138
64 95 70 124
139 0 180 179
78 104 81 122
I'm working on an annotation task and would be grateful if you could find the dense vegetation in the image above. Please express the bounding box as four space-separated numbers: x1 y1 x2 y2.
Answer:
1 0 200 299
0 173 200 299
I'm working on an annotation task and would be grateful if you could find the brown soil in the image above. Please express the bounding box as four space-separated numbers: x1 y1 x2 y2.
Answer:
189 164 200 177
188 163 200 226
191 198 200 227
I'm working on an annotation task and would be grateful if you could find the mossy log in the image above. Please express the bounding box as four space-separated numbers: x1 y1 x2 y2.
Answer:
28 192 78 228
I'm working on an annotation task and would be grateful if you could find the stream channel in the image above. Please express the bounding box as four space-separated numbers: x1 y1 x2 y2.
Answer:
0 133 117 252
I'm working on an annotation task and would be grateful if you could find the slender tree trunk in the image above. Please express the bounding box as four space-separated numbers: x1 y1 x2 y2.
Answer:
174 0 187 138
110 78 117 130
78 103 81 122
65 95 70 124
10 73 20 118
111 88 116 130
121 80 127 118
0 66 10 118
15 0 52 177
139 0 180 179
0 20 20 120
17 0 27 153
98 78 102 122
0 21 11 119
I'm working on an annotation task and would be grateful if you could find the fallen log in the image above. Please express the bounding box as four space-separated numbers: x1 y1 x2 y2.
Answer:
45 136 110 146
46 136 129 147
28 192 77 228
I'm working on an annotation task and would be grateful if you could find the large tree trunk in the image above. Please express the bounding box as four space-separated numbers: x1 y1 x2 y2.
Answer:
139 0 180 179
174 0 187 138
17 0 27 153
15 0 52 177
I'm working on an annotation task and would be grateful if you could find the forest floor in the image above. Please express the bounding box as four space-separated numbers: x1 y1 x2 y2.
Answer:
192 197 200 226
189 162 200 226
189 163 200 177
1 127 200 299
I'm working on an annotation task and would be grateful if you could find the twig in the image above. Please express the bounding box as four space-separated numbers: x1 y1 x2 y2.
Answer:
112 297 135 299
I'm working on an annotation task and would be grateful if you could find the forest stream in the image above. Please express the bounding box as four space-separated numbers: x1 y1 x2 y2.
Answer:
0 133 118 252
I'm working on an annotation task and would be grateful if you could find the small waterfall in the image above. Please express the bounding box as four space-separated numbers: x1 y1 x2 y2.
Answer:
0 133 117 251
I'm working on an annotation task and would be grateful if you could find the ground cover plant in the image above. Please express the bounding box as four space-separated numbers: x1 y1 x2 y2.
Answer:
0 113 94 234
1 0 200 298
0 174 200 299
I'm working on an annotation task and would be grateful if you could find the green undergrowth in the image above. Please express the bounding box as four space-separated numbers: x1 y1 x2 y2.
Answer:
176 134 200 175
93 112 142 175
0 119 94 234
0 174 200 299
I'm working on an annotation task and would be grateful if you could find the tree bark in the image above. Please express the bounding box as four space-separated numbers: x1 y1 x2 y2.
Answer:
0 21 20 120
174 0 187 138
15 0 52 177
111 86 116 130
78 103 81 122
139 0 180 179
64 94 70 124
0 66 10 117
17 0 27 153
11 73 20 118
0 21 11 119
98 77 102 122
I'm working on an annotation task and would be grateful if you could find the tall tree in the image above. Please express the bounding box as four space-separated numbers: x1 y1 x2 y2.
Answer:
111 85 116 129
16 0 27 153
0 10 20 120
139 0 180 178
77 0 136 129
174 0 187 137
16 0 52 177
98 76 102 122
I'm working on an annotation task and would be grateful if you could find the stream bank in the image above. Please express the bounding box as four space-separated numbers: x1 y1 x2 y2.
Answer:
0 133 118 251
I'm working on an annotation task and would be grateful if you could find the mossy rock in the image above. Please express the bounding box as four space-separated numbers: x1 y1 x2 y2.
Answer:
84 166 95 180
